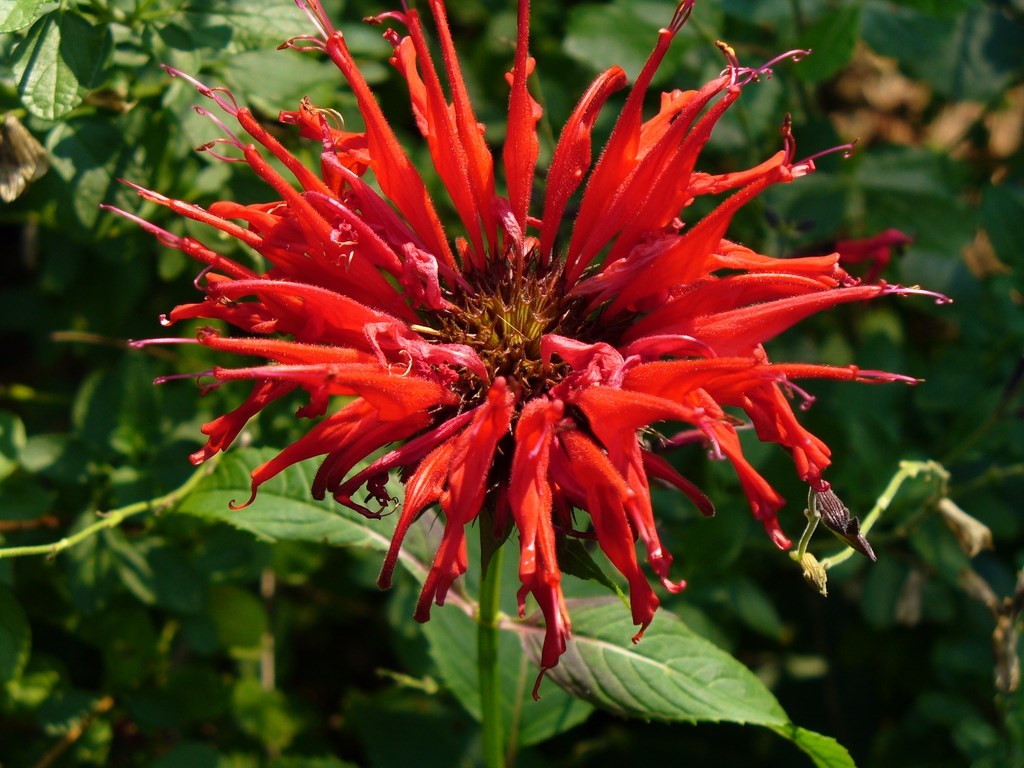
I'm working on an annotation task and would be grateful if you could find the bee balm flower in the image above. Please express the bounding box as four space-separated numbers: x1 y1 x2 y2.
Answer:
108 0 940 693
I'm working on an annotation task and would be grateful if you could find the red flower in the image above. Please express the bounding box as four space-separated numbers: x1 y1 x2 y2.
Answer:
108 0 942 694
834 228 913 283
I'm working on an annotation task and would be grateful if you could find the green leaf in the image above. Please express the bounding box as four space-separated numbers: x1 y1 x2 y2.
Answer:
0 410 26 483
771 724 858 768
555 537 627 604
862 4 1024 100
796 5 862 84
63 515 119 614
523 597 788 724
206 584 266 654
345 688 475 768
231 678 302 752
10 11 112 120
177 448 432 585
0 585 31 681
693 576 786 640
423 600 593 748
181 0 320 53
521 598 856 764
980 184 1024 271
0 0 57 33
563 2 666 81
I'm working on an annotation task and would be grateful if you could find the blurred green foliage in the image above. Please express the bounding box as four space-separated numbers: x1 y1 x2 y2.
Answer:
1 0 1023 766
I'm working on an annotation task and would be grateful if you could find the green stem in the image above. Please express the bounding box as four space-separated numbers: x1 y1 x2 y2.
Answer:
478 544 506 768
0 457 219 560
790 488 821 563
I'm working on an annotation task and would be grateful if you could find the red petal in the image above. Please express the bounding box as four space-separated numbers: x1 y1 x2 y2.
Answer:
539 67 628 263
503 0 540 237
324 32 456 272
554 430 660 632
416 379 515 620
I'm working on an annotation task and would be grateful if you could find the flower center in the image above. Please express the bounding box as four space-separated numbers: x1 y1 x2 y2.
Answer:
438 256 587 399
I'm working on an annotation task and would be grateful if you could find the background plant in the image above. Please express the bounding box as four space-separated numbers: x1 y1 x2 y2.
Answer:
1 0 1023 766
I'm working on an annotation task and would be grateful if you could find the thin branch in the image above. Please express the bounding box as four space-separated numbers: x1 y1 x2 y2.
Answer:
0 457 220 561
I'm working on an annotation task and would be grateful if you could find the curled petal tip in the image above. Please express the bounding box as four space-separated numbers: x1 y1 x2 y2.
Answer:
228 486 258 511
660 576 687 594
631 621 651 645
532 669 547 701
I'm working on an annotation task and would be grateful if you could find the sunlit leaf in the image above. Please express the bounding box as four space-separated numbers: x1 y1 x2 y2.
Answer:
0 0 57 33
10 11 111 120
522 597 788 724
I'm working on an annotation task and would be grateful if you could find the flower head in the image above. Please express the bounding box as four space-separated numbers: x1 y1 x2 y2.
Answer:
108 0 940 693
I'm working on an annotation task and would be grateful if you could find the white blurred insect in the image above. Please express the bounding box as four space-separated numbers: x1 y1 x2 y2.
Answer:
0 113 48 203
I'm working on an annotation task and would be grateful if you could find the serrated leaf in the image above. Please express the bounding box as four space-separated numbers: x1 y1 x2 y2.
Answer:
521 598 855 764
555 536 627 604
0 0 57 33
0 585 31 681
423 597 593 748
11 11 111 120
523 597 788 724
771 724 858 768
176 448 435 588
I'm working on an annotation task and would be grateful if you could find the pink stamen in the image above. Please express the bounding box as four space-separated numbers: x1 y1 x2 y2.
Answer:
293 0 334 39
193 264 215 290
364 10 407 26
100 204 183 249
736 48 812 86
882 284 954 305
858 370 922 385
194 140 246 164
161 65 239 115
128 337 199 349
279 35 327 53
153 370 216 386
798 140 859 169
193 106 244 147
668 0 696 34
119 178 170 204
716 41 741 87
781 114 797 165
780 378 817 411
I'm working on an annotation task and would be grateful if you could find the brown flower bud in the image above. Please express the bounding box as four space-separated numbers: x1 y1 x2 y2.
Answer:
814 488 877 562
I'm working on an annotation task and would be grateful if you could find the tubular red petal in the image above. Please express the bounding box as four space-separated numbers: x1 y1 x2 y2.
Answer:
658 284 886 357
503 0 540 240
415 379 515 619
378 439 457 590
598 158 788 317
555 430 660 632
539 67 628 264
190 379 298 465
641 450 715 517
426 0 498 256
400 11 488 268
565 16 705 281
323 32 456 272
624 272 845 342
